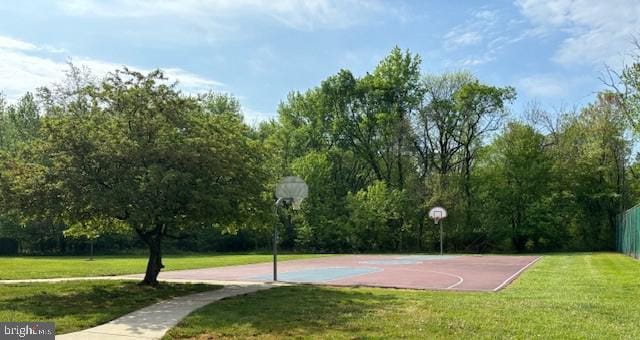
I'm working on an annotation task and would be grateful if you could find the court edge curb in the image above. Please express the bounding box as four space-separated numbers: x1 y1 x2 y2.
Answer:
492 256 543 292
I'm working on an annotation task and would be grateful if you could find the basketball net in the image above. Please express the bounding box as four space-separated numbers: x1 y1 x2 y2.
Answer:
291 198 303 210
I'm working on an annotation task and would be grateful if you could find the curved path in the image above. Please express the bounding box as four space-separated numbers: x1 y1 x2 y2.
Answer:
56 283 273 340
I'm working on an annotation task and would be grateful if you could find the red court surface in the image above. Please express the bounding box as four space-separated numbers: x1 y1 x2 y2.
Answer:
145 255 541 292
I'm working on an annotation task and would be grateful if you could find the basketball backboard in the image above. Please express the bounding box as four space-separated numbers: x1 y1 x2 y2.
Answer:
429 206 447 224
276 176 308 210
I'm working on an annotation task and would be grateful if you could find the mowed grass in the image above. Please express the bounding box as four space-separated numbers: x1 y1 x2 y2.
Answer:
0 280 215 334
0 253 326 279
165 253 640 339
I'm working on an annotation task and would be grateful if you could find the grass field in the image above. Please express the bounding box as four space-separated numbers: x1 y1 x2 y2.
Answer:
165 253 640 339
0 280 215 334
0 253 326 279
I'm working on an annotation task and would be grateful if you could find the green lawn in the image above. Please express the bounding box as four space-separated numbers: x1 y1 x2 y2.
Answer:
0 253 326 279
0 280 215 334
165 253 640 339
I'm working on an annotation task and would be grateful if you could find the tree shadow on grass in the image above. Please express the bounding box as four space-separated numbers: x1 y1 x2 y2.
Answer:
0 281 212 333
166 285 402 339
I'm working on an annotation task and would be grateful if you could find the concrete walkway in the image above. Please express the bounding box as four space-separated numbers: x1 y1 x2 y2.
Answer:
56 283 273 340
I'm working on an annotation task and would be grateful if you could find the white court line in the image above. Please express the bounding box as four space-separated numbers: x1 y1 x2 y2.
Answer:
492 256 542 292
397 268 465 289
434 271 465 289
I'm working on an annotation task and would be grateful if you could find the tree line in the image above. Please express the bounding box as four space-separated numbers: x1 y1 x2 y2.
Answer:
0 47 639 284
266 48 637 253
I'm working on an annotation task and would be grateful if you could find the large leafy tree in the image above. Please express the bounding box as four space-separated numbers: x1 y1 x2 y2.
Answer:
347 180 407 251
0 69 267 285
414 72 514 249
0 92 40 151
0 92 64 254
475 122 552 251
608 41 640 133
551 92 630 249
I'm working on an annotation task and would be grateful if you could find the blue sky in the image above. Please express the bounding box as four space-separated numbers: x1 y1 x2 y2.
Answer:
0 0 639 123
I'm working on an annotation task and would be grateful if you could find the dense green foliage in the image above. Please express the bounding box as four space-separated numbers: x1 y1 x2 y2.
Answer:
0 46 639 260
267 48 636 253
0 68 270 284
0 280 214 334
164 253 640 339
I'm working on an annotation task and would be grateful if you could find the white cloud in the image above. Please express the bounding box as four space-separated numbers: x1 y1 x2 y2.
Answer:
0 36 38 51
0 35 223 101
445 31 482 48
443 8 528 67
0 48 66 100
516 0 640 67
58 0 390 31
0 36 69 54
516 74 569 98
164 68 225 92
444 8 500 49
475 9 498 21
76 57 224 93
461 54 496 67
0 35 272 123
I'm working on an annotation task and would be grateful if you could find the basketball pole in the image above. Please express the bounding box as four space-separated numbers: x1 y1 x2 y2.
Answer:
274 176 308 283
429 207 447 256
273 222 278 281
273 198 284 281
440 219 443 256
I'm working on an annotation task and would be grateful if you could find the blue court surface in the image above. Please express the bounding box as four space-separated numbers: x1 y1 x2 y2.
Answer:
359 259 423 265
397 255 460 260
253 267 380 282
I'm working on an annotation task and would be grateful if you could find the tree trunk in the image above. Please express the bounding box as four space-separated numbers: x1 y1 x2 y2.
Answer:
141 236 164 286
397 121 404 190
417 216 424 251
89 239 94 261
511 214 518 252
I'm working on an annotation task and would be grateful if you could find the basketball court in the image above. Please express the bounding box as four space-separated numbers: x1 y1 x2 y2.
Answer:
138 179 541 291
142 254 541 291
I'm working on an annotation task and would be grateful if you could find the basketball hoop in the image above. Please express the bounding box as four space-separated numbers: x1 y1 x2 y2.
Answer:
276 176 308 210
291 198 303 210
429 206 447 255
429 206 447 224
273 176 308 281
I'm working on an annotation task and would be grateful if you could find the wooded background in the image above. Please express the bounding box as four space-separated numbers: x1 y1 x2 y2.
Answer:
1 46 639 256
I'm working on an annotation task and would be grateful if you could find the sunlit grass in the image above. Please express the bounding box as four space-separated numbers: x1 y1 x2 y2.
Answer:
165 253 640 339
0 253 328 279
